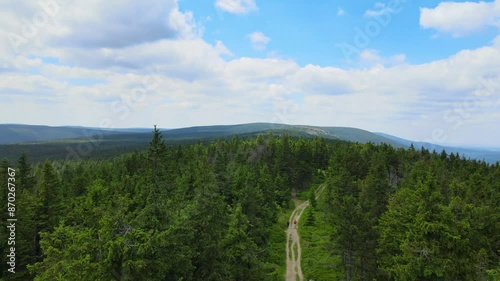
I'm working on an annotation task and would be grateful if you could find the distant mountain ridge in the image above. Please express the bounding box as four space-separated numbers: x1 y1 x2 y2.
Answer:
375 132 500 164
0 124 174 145
0 123 498 164
160 123 405 148
0 124 123 144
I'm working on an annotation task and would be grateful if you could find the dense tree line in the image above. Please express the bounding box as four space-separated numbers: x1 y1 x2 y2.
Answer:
0 129 328 280
1 128 499 280
323 143 500 280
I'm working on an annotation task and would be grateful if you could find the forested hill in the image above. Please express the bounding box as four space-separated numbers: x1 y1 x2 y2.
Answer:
0 124 124 144
158 123 403 147
375 132 500 165
1 123 498 164
0 123 400 146
1 130 499 280
0 123 402 163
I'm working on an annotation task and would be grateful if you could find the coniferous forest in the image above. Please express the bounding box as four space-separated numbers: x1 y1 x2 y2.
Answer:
1 127 500 281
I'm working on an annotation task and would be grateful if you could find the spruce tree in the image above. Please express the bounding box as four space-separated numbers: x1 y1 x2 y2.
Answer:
223 203 261 280
147 125 167 177
308 189 317 209
305 208 315 226
34 161 61 261
17 153 35 191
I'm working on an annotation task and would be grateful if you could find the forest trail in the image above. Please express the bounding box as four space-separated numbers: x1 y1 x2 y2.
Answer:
285 184 326 281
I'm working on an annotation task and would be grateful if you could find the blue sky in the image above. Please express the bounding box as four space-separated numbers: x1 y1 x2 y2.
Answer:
181 0 499 66
0 0 499 146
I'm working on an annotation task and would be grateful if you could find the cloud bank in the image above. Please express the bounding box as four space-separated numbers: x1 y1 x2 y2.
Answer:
0 0 499 146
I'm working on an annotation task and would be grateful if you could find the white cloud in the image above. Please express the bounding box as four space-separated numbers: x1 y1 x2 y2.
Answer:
358 49 406 67
391 53 406 63
360 49 381 62
248 31 271 44
364 2 396 17
287 64 359 96
337 8 345 16
247 31 271 50
30 38 227 80
215 0 257 14
1 1 500 146
420 0 500 37
225 58 298 82
0 0 198 54
214 40 233 56
2 36 499 144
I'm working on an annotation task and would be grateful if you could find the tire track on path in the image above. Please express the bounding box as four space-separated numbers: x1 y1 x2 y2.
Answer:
285 184 326 281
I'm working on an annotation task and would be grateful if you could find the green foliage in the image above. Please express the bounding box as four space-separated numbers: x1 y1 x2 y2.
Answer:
321 142 500 281
308 189 317 209
223 204 261 280
29 224 107 281
304 208 315 226
300 205 342 280
2 128 499 280
378 168 454 280
17 153 35 190
488 260 500 281
265 208 292 281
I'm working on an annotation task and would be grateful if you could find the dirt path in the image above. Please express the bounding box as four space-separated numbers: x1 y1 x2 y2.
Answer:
285 184 326 281
286 200 308 281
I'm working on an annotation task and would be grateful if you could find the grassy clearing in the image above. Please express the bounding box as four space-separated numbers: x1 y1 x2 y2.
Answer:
298 197 342 280
265 200 295 281
296 189 310 201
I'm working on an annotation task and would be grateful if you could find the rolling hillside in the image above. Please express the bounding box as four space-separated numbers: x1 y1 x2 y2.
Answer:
375 132 500 164
161 123 404 147
0 123 402 146
0 123 498 164
0 124 124 144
